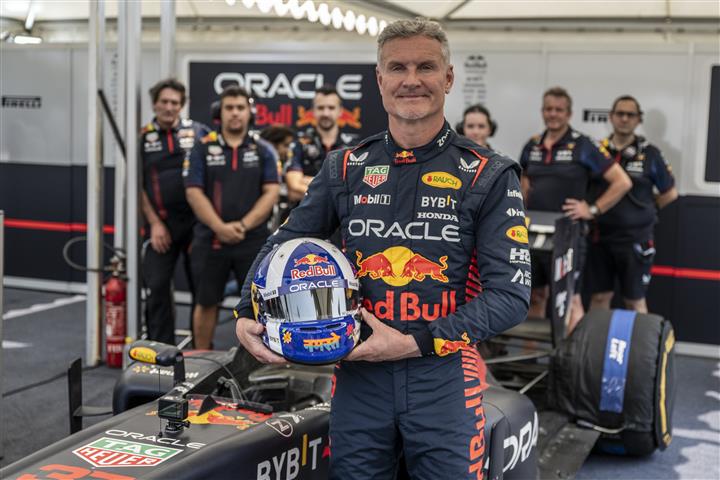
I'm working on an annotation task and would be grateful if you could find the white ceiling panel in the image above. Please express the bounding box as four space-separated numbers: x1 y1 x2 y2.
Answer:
1 0 717 23
670 0 720 17
384 0 466 19
451 0 670 19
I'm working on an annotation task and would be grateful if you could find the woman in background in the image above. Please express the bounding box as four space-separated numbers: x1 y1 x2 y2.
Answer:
457 104 497 149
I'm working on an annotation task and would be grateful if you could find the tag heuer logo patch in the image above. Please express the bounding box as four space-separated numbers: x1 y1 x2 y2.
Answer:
363 166 389 188
72 437 182 467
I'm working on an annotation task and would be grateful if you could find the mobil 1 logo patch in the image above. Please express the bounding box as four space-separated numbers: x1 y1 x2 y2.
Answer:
354 194 391 206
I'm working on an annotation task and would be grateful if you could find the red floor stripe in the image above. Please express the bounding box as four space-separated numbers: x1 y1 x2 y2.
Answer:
5 218 115 234
651 265 720 281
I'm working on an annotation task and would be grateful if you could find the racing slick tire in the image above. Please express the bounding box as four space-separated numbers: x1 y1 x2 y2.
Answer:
549 309 676 456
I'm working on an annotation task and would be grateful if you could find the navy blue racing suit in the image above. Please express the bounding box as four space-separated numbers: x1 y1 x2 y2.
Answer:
236 122 530 479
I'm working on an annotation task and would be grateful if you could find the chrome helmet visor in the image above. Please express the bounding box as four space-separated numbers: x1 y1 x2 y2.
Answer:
265 287 359 323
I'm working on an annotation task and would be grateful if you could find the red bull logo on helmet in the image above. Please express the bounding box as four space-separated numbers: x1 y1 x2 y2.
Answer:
355 247 448 286
291 254 336 280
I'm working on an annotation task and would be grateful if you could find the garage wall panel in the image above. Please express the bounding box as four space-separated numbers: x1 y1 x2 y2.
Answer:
0 49 72 166
447 49 546 159
545 51 689 186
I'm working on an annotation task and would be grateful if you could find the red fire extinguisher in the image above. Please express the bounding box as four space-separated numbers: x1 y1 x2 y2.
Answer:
105 256 127 368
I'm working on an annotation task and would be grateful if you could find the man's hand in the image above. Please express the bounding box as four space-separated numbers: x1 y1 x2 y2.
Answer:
562 198 593 220
235 317 287 364
215 222 245 244
345 309 421 362
150 222 172 254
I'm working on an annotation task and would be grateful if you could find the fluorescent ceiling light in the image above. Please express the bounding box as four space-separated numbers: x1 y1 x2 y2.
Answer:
237 0 388 36
12 34 42 44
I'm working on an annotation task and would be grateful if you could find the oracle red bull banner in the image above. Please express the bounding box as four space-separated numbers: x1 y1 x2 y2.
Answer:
188 62 386 138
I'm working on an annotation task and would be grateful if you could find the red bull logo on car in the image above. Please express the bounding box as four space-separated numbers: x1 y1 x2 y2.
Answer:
185 397 271 429
355 247 448 286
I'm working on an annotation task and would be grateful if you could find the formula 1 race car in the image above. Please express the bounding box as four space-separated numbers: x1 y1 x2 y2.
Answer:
0 213 676 480
0 339 538 480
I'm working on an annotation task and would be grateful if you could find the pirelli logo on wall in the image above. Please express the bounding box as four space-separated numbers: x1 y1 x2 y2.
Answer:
2 96 42 109
583 108 610 123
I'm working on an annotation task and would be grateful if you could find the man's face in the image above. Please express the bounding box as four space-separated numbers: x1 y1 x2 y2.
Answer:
610 99 641 136
313 93 341 131
153 88 183 127
542 95 571 133
376 35 454 123
221 95 251 135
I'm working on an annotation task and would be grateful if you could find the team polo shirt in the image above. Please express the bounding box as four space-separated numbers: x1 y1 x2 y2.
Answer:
184 131 279 245
591 135 675 242
519 127 613 212
141 118 210 221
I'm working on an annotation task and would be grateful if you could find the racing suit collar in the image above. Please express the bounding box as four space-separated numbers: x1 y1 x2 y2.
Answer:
384 120 455 165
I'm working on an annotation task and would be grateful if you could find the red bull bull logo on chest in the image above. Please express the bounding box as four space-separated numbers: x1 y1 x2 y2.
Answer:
355 247 448 286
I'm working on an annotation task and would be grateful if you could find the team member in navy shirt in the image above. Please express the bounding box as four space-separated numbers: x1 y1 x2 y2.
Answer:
519 87 631 332
140 78 210 345
184 86 279 349
285 85 358 201
588 95 677 313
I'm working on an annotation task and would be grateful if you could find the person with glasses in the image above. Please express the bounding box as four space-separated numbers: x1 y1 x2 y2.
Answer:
519 87 632 333
587 95 678 313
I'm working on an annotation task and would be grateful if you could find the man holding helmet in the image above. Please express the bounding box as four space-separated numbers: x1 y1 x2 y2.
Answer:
235 18 530 479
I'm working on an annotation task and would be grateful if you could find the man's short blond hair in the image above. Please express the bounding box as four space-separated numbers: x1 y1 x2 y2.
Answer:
543 87 573 112
377 18 450 66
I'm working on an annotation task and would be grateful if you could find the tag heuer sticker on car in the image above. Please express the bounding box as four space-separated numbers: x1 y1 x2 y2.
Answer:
72 437 182 467
363 166 389 188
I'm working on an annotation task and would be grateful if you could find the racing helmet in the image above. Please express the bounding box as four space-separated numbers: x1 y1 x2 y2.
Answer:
251 238 361 364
